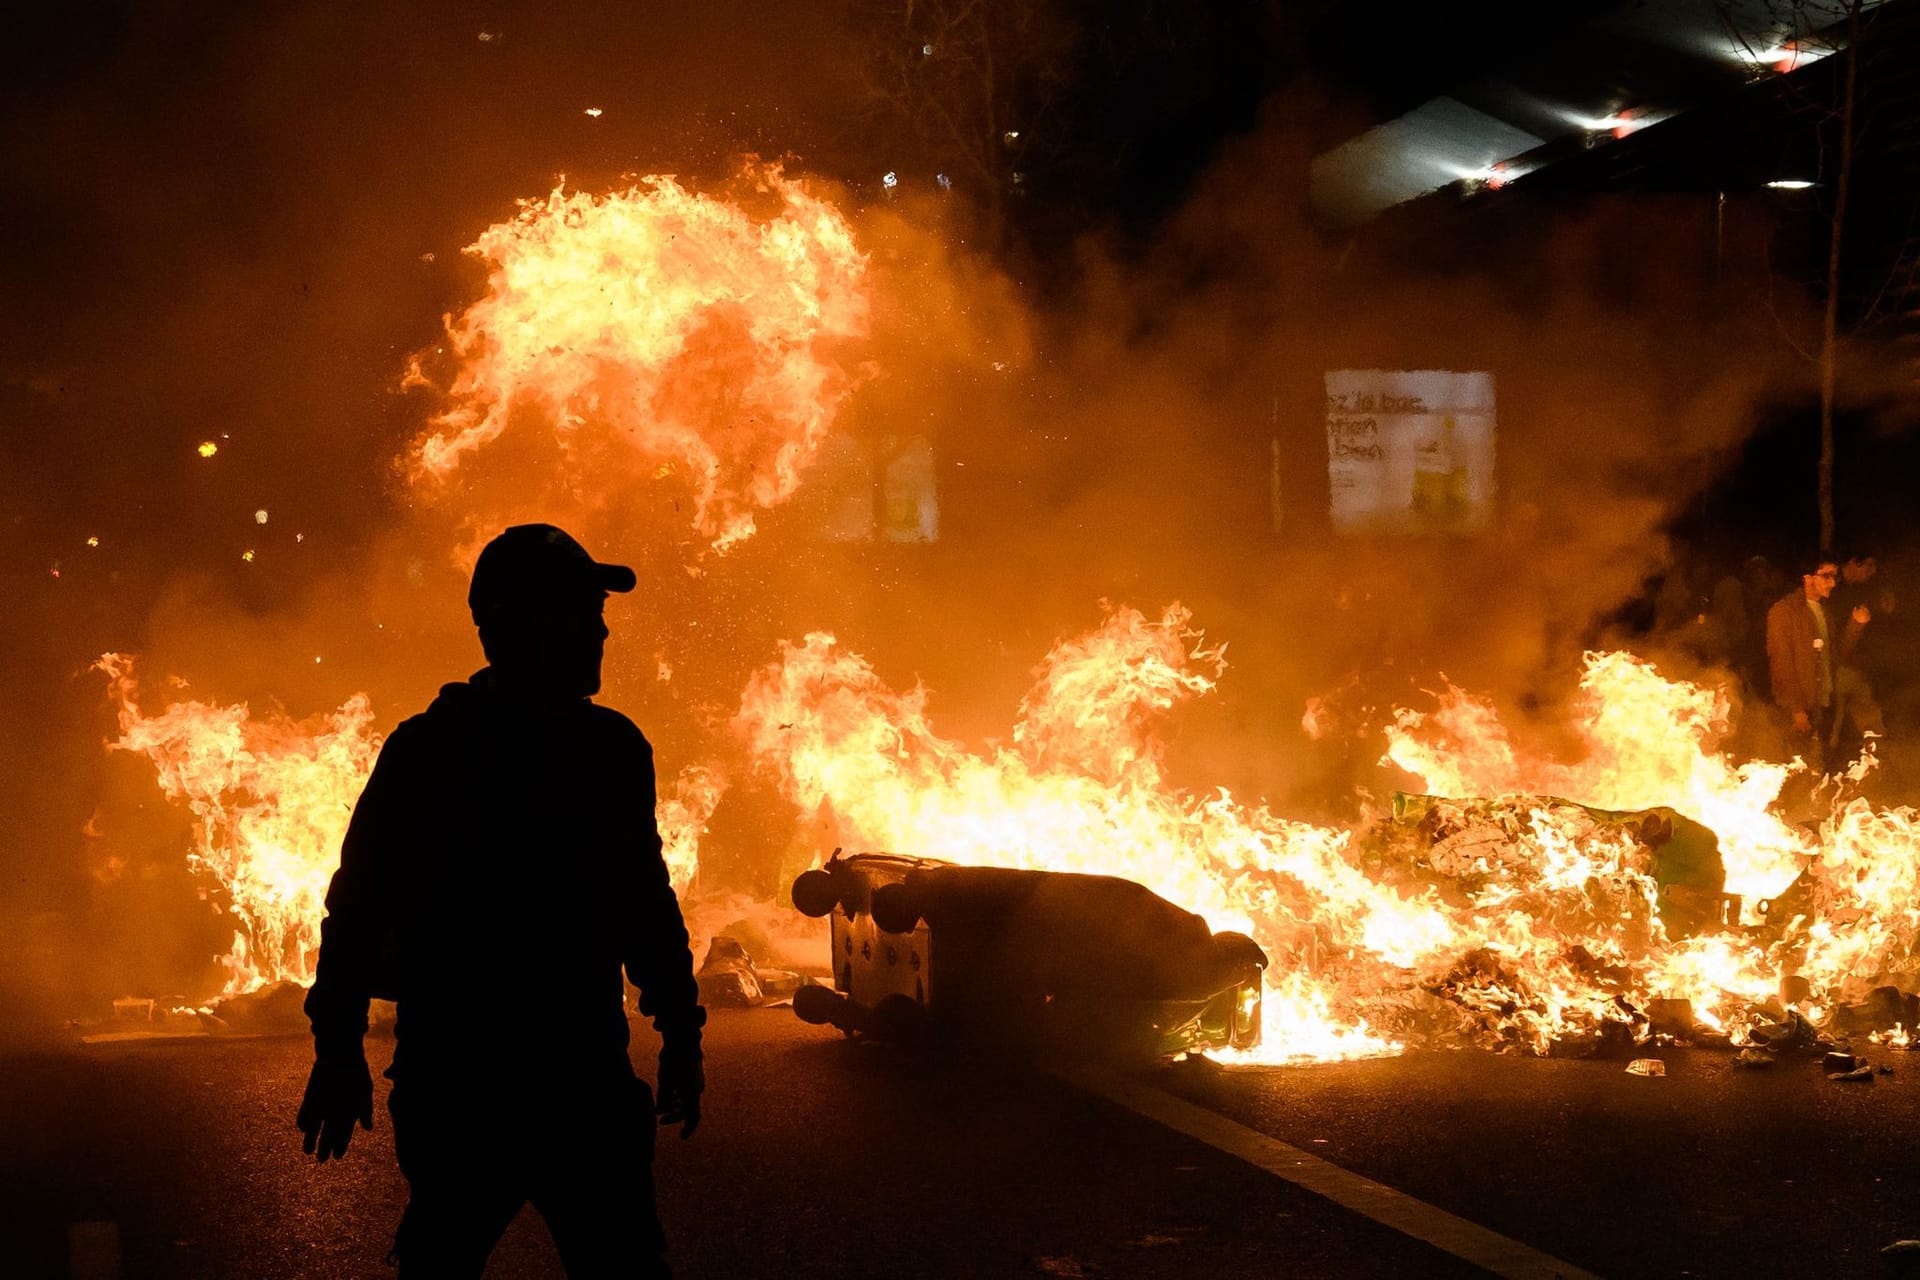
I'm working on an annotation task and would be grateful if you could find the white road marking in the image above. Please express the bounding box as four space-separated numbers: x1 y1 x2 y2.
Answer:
67 1221 122 1280
1058 1065 1604 1280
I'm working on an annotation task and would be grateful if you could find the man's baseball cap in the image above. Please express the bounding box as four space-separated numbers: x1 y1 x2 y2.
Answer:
468 524 636 619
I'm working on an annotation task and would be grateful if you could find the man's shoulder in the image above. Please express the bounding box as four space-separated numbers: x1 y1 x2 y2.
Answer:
380 711 434 750
364 711 446 775
583 702 653 753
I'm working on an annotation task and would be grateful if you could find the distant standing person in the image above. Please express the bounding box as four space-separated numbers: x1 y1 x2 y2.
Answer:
296 524 706 1277
1766 553 1869 772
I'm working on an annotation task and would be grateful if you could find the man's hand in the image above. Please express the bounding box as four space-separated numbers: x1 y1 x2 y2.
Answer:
656 1043 704 1139
1853 604 1872 625
1793 709 1814 735
296 1056 373 1162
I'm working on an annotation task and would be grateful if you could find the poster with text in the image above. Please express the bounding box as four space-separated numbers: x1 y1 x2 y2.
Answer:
1325 369 1496 535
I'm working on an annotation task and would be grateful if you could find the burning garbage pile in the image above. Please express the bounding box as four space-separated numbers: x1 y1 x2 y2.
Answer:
736 606 1920 1064
94 596 1920 1066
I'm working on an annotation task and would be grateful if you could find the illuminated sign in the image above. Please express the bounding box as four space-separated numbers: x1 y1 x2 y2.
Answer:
1325 370 1496 535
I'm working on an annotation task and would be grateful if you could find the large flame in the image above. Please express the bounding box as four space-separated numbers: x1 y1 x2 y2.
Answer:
100 603 1920 1059
406 164 871 552
99 657 719 997
735 607 1920 1060
97 654 382 996
734 605 1427 1061
1384 650 1806 904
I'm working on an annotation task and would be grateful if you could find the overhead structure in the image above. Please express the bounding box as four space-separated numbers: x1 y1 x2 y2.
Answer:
1308 0 1881 226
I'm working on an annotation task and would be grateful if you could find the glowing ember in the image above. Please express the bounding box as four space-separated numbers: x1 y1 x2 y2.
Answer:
404 164 871 552
197 441 219 458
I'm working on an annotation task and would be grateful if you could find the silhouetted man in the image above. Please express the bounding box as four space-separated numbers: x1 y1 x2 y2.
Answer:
297 524 705 1277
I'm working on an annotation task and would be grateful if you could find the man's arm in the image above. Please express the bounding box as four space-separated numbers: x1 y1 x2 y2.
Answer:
298 723 416 1161
1838 607 1869 665
1765 600 1806 716
622 734 707 1136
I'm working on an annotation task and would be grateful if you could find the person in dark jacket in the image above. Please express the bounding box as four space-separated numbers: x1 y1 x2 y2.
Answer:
296 523 705 1278
1766 553 1869 772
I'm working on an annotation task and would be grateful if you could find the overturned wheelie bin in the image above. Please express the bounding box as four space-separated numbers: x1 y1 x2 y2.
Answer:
789 851 1267 1061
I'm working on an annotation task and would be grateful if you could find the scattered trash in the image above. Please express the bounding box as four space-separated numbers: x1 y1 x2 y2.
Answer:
1834 985 1920 1035
1749 1010 1829 1052
1827 1063 1876 1083
1732 1047 1774 1068
695 934 810 1008
698 935 765 1006
1823 1052 1861 1073
1547 1030 1600 1058
208 980 308 1034
1625 1058 1666 1077
1647 998 1695 1038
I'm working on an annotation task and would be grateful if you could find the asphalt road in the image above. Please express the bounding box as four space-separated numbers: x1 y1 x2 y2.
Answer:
1158 1043 1920 1279
3 1010 1916 1278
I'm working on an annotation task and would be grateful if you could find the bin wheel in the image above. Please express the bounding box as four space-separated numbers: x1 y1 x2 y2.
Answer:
793 983 850 1027
870 882 922 935
871 993 929 1043
791 869 841 918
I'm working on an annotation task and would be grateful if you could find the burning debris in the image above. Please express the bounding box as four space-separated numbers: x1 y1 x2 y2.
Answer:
96 654 380 997
96 655 717 999
738 610 1920 1063
694 935 809 1009
95 592 1920 1069
97 593 1920 1070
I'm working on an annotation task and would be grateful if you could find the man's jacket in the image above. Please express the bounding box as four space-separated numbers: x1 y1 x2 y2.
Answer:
304 671 704 1078
1766 591 1863 718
